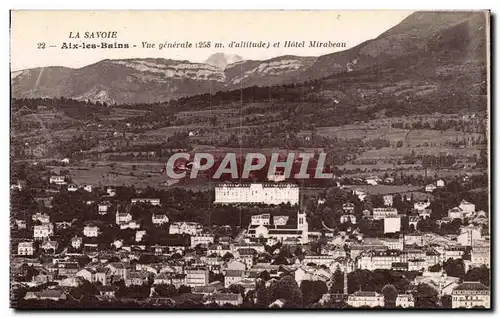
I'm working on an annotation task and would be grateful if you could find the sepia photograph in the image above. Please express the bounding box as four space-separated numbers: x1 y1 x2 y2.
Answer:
9 10 491 310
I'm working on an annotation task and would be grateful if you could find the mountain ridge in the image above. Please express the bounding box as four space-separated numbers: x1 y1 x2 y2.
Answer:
11 11 488 105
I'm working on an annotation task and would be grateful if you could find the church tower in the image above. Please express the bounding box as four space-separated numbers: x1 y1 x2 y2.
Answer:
297 182 309 243
297 209 309 244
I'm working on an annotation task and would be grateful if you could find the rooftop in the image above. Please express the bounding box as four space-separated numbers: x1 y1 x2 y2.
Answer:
454 282 489 291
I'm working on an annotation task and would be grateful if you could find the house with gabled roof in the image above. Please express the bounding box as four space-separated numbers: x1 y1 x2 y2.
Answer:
40 240 58 253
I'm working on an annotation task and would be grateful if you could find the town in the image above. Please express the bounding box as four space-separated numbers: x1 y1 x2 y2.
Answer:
9 10 490 311
10 166 490 309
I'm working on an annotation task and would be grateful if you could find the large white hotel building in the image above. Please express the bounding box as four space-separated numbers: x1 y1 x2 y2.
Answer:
214 183 299 205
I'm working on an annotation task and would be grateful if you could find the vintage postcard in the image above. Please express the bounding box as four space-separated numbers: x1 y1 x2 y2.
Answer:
10 10 491 310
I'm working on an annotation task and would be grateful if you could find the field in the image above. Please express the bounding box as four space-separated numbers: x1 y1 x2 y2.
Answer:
99 108 151 121
341 184 433 201
316 126 407 141
142 125 207 139
316 124 483 148
50 161 171 188
354 146 481 160
344 167 486 179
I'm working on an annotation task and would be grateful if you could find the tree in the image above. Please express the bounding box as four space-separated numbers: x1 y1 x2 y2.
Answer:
381 284 398 307
209 271 224 283
272 255 289 265
414 284 439 308
229 284 245 296
154 284 177 297
329 267 344 293
294 246 304 258
178 285 191 294
70 279 99 301
441 295 452 308
428 263 442 272
259 270 271 282
222 252 234 262
269 275 303 308
301 280 328 307
255 281 269 308
443 258 466 279
464 265 490 286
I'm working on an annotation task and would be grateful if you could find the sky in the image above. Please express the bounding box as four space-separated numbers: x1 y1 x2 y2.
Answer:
10 10 413 71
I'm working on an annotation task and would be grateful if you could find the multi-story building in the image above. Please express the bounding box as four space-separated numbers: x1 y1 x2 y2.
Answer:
224 269 245 288
396 294 415 308
384 216 401 233
273 215 289 226
214 183 299 205
49 175 66 185
373 208 398 220
152 214 169 226
125 271 150 287
214 293 243 306
340 214 356 224
404 233 424 246
131 198 161 206
408 258 427 271
18 242 34 256
353 189 367 201
414 271 460 296
401 248 426 262
347 291 384 308
425 184 437 192
471 244 490 267
294 266 332 286
106 263 127 280
408 216 420 230
15 219 26 229
116 212 133 225
251 214 271 226
302 255 336 266
169 222 203 235
71 236 82 249
380 238 404 250
83 225 99 237
443 246 467 262
414 201 431 211
448 207 464 220
153 272 186 288
185 266 209 287
383 195 393 207
357 250 402 270
425 249 441 268
234 243 266 254
321 245 347 258
207 244 232 257
135 230 146 242
457 225 482 246
191 234 215 248
95 268 112 286
342 203 355 214
32 212 50 224
452 282 490 309
33 224 53 240
459 200 476 216
98 201 111 214
248 210 309 244
105 187 116 197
